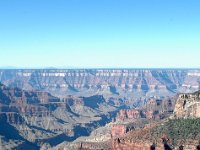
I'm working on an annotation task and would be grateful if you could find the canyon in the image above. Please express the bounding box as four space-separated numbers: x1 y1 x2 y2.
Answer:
55 91 200 150
0 69 200 150
0 69 200 96
0 82 120 149
1 69 200 108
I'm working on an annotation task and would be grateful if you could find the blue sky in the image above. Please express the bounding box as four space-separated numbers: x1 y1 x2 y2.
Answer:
0 0 199 68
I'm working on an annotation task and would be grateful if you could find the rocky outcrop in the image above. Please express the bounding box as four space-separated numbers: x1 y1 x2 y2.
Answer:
174 91 200 118
111 124 134 138
111 125 127 138
116 97 175 121
53 91 200 150
118 109 141 120
110 91 200 150
111 97 176 142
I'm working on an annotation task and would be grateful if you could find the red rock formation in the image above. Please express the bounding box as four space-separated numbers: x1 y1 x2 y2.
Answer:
118 110 127 120
118 109 140 120
111 123 135 139
111 125 127 138
126 109 140 119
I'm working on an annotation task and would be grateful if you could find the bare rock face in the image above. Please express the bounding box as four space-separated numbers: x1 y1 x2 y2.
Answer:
174 91 200 118
55 91 200 150
118 109 140 120
0 112 24 124
0 69 200 98
0 82 120 149
116 97 175 122
111 124 127 138
0 69 199 110
111 124 135 138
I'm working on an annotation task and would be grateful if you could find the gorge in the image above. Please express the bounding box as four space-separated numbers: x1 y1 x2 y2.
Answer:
0 69 200 150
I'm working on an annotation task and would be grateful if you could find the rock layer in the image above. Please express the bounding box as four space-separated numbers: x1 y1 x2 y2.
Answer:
174 91 200 118
0 83 119 149
0 69 200 97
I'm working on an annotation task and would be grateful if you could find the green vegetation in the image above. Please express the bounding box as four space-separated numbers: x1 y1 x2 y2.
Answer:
151 118 200 145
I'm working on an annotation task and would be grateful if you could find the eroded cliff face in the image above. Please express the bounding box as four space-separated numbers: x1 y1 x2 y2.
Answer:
0 112 24 124
1 69 200 149
0 83 120 149
118 109 140 120
0 69 200 98
111 124 129 138
116 97 175 122
174 91 200 118
110 91 200 150
57 91 200 150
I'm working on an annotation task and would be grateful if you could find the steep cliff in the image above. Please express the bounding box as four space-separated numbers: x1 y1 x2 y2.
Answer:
174 91 200 118
56 91 200 150
0 69 199 98
0 83 119 149
110 91 200 150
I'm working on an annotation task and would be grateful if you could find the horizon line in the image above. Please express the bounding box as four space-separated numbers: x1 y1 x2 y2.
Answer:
0 67 200 70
